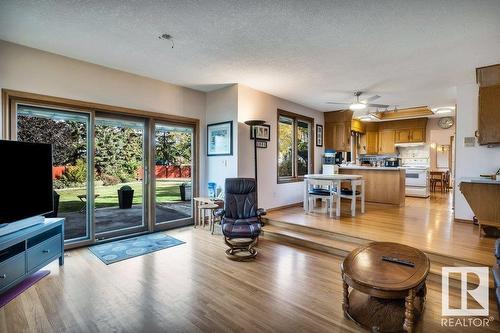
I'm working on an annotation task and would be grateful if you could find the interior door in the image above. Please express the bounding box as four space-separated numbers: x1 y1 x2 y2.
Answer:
153 122 194 229
94 115 148 240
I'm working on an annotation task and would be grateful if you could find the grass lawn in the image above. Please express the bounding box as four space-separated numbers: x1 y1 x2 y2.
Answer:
57 180 189 213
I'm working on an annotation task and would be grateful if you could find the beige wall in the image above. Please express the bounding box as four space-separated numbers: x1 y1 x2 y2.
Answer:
205 85 239 191
0 40 208 192
426 117 455 170
455 83 500 220
237 84 324 209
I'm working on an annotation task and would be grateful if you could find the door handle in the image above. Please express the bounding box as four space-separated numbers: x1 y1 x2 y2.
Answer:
0 274 6 279
43 249 50 254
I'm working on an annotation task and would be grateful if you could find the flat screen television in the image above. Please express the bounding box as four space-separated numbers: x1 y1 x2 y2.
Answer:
0 140 53 232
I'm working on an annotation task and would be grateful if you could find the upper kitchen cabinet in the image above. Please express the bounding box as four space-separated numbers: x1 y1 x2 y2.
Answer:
476 64 500 145
393 119 427 143
365 130 379 155
378 129 396 154
324 110 353 151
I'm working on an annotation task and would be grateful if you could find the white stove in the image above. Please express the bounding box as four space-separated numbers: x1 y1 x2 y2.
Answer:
402 166 429 198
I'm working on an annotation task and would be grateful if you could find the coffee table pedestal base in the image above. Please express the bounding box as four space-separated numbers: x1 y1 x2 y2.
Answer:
344 290 424 333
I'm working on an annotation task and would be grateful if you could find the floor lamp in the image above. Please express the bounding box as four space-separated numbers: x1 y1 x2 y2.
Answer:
244 120 266 207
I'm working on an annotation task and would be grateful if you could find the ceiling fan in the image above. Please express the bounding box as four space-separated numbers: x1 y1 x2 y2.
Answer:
326 91 390 111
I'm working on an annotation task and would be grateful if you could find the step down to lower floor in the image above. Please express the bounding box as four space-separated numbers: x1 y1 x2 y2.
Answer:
262 223 494 289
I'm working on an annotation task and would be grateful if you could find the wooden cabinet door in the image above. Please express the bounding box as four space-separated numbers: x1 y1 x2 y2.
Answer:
478 85 500 145
334 123 345 150
324 122 335 149
395 129 411 143
410 128 425 142
366 131 378 155
378 130 396 154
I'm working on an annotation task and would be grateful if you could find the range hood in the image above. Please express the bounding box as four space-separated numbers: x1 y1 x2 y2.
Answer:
394 142 426 147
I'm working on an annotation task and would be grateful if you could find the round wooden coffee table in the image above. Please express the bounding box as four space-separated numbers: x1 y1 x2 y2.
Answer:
341 242 430 333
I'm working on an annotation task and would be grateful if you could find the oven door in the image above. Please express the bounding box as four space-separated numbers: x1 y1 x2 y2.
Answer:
405 169 427 187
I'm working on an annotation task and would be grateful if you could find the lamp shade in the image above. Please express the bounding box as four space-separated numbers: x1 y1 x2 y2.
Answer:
244 120 266 126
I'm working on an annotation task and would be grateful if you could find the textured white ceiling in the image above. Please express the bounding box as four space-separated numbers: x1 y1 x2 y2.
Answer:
1 1 499 111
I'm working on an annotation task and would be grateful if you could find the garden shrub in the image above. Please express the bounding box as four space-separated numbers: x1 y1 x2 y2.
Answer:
59 159 87 187
101 173 120 186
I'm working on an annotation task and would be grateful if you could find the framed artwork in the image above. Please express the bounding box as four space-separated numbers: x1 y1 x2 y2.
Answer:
256 140 267 148
316 124 323 147
250 124 271 141
207 121 233 156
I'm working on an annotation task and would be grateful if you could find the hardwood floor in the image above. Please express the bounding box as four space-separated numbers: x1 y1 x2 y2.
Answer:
0 227 498 332
265 191 496 266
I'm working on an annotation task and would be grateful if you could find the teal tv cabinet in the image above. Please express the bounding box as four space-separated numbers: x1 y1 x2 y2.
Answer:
0 218 64 294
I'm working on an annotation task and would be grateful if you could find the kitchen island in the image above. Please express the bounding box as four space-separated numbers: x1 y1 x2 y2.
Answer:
339 165 406 206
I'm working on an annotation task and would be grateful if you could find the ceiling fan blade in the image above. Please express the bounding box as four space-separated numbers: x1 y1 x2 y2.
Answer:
360 95 381 103
365 103 389 108
326 102 351 106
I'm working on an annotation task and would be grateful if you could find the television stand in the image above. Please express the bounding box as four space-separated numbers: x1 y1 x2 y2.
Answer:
0 218 64 294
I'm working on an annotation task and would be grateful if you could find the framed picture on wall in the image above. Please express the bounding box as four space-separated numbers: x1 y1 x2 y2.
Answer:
207 121 233 156
316 124 323 147
250 124 271 141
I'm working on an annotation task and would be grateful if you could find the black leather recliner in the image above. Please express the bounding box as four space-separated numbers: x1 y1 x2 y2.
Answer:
215 178 266 261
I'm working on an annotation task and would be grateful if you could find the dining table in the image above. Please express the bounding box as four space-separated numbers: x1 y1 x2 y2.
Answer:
303 174 363 217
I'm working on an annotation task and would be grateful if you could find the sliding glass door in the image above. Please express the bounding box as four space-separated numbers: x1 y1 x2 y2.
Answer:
12 99 196 247
94 115 148 239
153 123 194 228
15 104 92 243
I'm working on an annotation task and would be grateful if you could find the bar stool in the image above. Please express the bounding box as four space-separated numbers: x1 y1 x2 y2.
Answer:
198 203 219 234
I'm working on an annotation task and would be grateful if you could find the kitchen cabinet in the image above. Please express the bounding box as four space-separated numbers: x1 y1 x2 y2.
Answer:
378 130 396 154
395 129 411 143
478 85 500 145
365 131 379 155
324 110 353 152
395 128 425 143
325 122 349 151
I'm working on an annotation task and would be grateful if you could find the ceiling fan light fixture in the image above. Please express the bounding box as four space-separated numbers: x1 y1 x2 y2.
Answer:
349 103 367 111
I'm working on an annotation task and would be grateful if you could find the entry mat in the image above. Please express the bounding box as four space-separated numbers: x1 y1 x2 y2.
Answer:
0 270 50 308
89 233 185 264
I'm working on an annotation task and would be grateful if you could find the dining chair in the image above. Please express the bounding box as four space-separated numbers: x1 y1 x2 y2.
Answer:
306 179 338 218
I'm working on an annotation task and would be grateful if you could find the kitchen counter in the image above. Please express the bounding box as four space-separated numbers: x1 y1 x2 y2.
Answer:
460 179 500 232
339 167 406 206
339 165 404 171
460 177 500 185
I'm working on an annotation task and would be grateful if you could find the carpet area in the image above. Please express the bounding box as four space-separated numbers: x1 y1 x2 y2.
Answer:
89 232 185 264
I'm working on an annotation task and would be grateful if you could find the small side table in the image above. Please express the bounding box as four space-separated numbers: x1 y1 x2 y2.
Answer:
341 242 430 333
198 203 220 234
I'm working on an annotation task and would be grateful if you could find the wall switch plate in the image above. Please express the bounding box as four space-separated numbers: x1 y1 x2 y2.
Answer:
464 136 475 147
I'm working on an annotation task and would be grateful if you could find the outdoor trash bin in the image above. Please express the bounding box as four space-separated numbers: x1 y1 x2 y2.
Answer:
118 185 134 209
180 183 192 201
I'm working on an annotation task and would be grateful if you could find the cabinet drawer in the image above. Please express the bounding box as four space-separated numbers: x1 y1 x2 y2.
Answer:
0 253 26 290
27 234 61 272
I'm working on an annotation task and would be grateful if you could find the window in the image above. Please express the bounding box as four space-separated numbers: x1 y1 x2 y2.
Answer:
277 110 313 182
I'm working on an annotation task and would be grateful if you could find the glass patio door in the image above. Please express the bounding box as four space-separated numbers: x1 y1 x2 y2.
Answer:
153 123 194 228
15 104 92 243
94 115 148 239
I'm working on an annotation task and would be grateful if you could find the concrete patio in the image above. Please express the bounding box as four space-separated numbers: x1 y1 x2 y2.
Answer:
61 202 192 240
